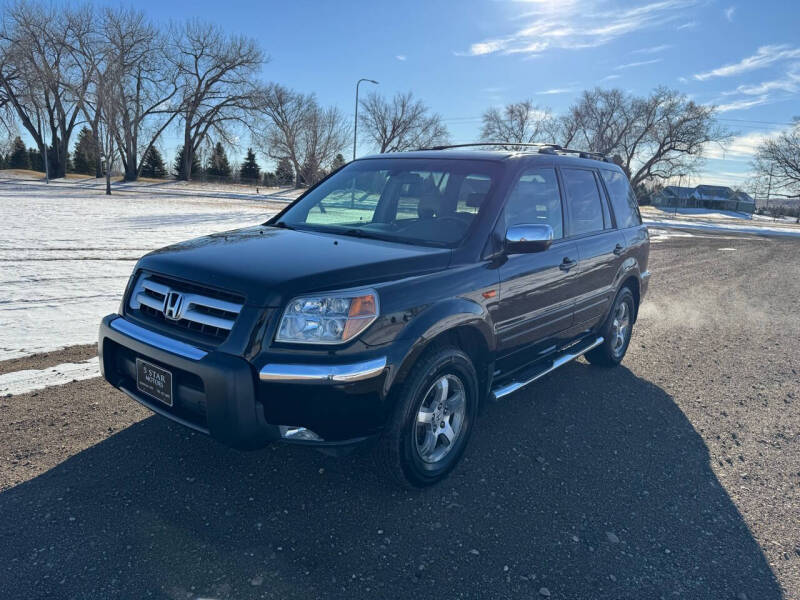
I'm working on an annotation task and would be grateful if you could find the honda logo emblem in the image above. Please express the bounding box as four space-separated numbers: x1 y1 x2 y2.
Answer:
163 291 185 321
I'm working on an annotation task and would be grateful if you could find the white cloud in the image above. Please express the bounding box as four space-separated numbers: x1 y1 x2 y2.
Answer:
615 58 662 70
535 87 576 95
677 21 697 30
395 55 407 61
730 68 800 95
633 44 672 54
705 129 783 160
462 0 697 57
694 45 800 80
601 74 621 81
724 6 736 21
715 95 770 112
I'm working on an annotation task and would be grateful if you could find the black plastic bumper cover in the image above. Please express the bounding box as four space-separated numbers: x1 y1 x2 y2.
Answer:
99 315 280 450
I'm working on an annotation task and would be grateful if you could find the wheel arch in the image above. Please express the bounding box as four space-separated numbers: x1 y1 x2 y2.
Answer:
619 274 641 322
386 301 495 407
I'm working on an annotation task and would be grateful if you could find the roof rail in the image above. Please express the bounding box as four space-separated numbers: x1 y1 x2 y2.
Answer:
421 141 614 163
425 142 551 151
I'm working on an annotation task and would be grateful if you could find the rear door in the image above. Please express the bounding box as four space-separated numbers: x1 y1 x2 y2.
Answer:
494 166 579 365
598 168 650 272
559 167 626 328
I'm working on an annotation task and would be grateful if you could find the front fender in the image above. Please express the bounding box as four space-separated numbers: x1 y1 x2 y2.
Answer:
384 297 495 391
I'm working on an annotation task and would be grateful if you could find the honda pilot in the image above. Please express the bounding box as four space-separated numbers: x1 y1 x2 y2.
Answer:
98 144 650 487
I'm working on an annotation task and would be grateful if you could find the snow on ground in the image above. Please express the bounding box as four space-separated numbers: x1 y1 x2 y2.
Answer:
0 357 99 395
642 207 756 220
0 175 283 360
751 213 799 223
641 206 800 238
644 217 800 237
646 228 697 243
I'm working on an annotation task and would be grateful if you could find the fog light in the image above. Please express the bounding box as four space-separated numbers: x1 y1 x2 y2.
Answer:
279 426 323 441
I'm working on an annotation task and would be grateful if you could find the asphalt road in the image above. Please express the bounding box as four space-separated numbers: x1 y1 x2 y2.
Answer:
1 232 798 600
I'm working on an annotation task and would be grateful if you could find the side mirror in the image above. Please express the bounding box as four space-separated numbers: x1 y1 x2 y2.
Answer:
505 224 554 254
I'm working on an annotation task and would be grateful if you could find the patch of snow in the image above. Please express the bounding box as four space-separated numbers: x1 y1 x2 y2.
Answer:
646 228 696 243
641 207 754 220
0 178 279 360
751 213 799 223
0 357 99 396
644 218 800 238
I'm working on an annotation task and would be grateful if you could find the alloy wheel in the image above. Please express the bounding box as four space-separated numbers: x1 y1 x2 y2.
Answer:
414 374 467 464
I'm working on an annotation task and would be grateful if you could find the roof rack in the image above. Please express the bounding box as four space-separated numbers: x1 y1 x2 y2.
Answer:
422 141 614 163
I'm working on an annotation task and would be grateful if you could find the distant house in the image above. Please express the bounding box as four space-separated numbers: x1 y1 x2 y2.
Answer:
652 184 756 214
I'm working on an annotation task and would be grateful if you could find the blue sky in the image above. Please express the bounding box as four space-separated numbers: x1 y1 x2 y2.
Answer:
27 0 800 188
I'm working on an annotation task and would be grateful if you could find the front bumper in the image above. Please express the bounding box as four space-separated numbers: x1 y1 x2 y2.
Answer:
98 315 388 450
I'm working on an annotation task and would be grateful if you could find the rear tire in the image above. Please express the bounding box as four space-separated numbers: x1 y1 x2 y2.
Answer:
585 286 635 367
377 345 479 488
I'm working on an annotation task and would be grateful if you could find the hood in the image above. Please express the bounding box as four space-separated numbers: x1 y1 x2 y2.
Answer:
135 225 451 306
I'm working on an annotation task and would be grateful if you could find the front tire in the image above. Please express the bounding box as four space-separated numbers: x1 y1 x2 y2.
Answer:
585 286 635 367
377 345 479 488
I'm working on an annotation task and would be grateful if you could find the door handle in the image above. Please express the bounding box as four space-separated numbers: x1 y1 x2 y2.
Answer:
613 244 625 256
559 257 577 271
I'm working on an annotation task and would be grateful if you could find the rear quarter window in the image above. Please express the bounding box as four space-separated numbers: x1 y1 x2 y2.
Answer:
600 169 642 228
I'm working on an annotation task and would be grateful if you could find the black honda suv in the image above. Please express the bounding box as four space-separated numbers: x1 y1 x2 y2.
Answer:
98 144 650 487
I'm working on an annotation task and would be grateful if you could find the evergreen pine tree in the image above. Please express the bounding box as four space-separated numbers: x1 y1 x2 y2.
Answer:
72 127 98 175
275 157 294 186
262 171 277 187
28 148 44 172
140 146 167 179
173 146 201 180
239 148 260 182
331 153 347 171
205 142 231 179
8 137 29 169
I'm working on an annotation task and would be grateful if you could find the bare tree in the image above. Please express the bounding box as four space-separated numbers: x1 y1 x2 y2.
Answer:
562 89 635 155
561 87 728 189
258 84 350 187
480 100 558 148
753 119 800 199
171 21 266 180
97 8 179 181
297 104 350 184
0 1 94 178
359 91 448 152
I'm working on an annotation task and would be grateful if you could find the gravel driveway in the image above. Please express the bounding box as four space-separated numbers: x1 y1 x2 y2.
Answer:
0 233 798 599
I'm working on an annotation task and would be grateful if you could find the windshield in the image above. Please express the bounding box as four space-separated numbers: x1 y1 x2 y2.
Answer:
274 158 502 247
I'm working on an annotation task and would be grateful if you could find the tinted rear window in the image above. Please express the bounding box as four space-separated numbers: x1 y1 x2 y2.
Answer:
562 168 604 236
600 169 641 228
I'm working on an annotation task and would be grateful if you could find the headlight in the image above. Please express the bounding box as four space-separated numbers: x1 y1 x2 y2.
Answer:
275 289 379 344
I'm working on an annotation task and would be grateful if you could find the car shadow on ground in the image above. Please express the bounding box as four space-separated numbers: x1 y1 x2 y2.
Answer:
0 363 783 599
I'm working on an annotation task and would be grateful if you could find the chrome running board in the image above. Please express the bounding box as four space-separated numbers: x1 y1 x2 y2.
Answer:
490 336 604 401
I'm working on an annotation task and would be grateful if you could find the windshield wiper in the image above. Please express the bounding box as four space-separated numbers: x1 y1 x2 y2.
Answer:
340 228 369 238
271 221 294 230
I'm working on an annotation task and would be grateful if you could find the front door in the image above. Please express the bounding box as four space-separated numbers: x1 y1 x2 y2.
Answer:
494 167 580 369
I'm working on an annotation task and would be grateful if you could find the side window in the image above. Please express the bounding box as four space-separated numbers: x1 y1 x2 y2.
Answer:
562 168 604 236
600 169 642 228
504 168 563 239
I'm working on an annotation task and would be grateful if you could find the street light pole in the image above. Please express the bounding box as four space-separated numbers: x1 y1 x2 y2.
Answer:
353 78 378 161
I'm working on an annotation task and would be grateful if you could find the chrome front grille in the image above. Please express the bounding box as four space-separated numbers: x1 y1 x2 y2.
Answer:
129 273 244 341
